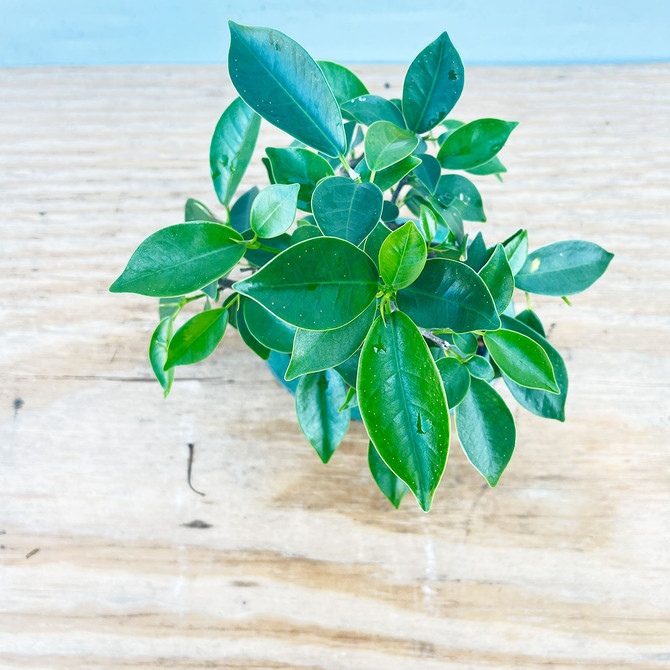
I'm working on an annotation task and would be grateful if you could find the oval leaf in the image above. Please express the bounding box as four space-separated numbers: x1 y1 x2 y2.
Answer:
229 186 259 233
435 174 486 222
465 355 495 381
455 377 516 486
365 121 419 172
110 223 245 297
435 357 470 409
379 221 427 290
479 244 514 314
357 154 423 192
210 97 261 207
317 61 368 104
243 299 296 354
340 95 406 127
165 308 229 369
413 153 441 194
368 441 409 508
149 317 175 397
233 237 378 330
402 31 464 134
363 221 393 270
228 22 345 157
357 311 450 512
185 198 219 223
250 184 299 238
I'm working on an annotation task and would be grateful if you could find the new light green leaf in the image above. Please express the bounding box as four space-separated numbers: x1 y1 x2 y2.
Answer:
210 97 261 207
379 221 427 289
340 95 406 127
368 441 409 508
437 118 518 170
396 258 500 332
435 357 470 409
165 308 229 369
365 121 419 172
233 237 378 330
515 240 614 296
357 311 450 512
228 22 345 157
149 317 174 397
317 61 368 104
479 244 514 314
250 184 299 238
296 369 350 463
402 31 464 134
455 377 516 486
110 223 245 297
244 299 296 354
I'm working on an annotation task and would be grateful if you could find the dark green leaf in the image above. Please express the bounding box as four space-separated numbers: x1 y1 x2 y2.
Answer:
185 198 219 223
452 332 478 356
435 356 470 408
334 350 359 387
266 350 300 394
340 95 406 128
250 184 299 238
229 186 259 233
412 153 441 193
149 317 175 397
311 176 383 245
228 22 345 157
479 244 514 314
427 196 464 244
402 31 464 134
363 221 393 270
296 369 350 463
396 258 500 332
435 174 485 222
201 280 218 299
464 231 489 271
379 221 427 290
515 240 614 296
502 228 528 275
317 61 368 104
515 308 545 336
437 118 518 170
364 121 419 172
233 237 378 330
262 156 275 183
381 200 399 222
165 308 228 369
243 230 291 268
455 377 516 486
465 355 495 381
290 224 322 245
237 297 270 359
357 311 450 512
210 97 261 207
266 147 335 212
244 299 296 354
110 223 245 297
368 441 409 508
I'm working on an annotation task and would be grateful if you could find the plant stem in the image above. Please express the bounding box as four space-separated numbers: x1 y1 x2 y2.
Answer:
391 176 408 205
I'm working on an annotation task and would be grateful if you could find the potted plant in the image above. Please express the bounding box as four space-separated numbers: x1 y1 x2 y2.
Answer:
110 22 613 511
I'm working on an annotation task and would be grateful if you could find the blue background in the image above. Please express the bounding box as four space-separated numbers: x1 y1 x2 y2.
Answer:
2 0 669 66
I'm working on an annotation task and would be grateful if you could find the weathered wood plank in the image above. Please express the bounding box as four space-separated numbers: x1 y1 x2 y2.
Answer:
1 63 669 669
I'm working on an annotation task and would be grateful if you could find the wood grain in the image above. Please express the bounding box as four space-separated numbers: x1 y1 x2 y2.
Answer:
1 63 669 669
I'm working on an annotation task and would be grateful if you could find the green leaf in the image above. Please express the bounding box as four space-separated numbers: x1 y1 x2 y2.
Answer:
229 186 259 233
435 357 470 409
437 118 518 170
158 297 183 321
334 351 359 387
427 196 464 244
418 205 438 242
185 198 219 223
250 184 299 238
464 231 489 271
340 95 406 127
466 155 507 176
368 441 409 508
110 223 245 297
452 332 478 356
266 147 335 212
243 299 296 354
236 297 270 360
233 237 378 330
515 308 545 336
435 174 486 222
465 355 495 381
412 153 441 193
402 31 464 134
358 311 450 511
396 258 500 332
500 314 568 421
379 221 427 290
479 244 514 314
363 221 393 270
381 200 400 223
149 317 175 397
357 155 423 192
502 228 528 276
317 61 368 104
164 308 229 369
364 121 419 172
290 224 322 245
286 302 376 380
243 230 291 268
201 280 218 300
455 377 516 486
210 97 261 207
266 350 300 394
296 369 350 463
228 22 345 157
484 329 558 393
311 176 383 245
515 240 613 296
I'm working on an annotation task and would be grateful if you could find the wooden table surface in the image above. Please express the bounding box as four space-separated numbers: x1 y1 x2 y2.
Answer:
1 63 669 669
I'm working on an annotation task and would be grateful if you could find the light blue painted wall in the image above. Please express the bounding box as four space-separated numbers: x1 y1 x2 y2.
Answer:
2 0 669 67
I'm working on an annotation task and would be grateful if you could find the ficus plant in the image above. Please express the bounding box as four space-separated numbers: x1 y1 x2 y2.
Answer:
111 22 613 512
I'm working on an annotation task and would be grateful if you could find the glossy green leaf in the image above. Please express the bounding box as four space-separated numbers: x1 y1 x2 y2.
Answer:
357 311 450 512
465 355 495 380
402 31 464 134
363 221 393 270
502 228 528 275
286 302 375 380
412 153 441 193
435 174 485 222
317 61 368 104
427 196 464 244
311 176 383 245
381 200 399 223
210 97 261 207
379 221 427 289
515 240 614 296
296 369 350 463
435 356 470 409
515 308 545 336
466 155 507 176
184 198 219 223
110 223 245 297
229 186 259 233
244 299 296 354
165 308 228 369
479 244 514 314
396 258 500 332
237 297 270 360
340 95 406 127
500 314 568 421
455 377 516 486
149 317 175 397
228 22 345 157
357 155 423 192
437 118 518 170
464 231 489 271
266 147 335 212
201 280 218 300
365 121 419 172
290 224 322 245
452 332 478 356
250 184 299 238
368 441 409 508
266 351 300 394
484 329 558 393
233 237 378 330
418 205 438 243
